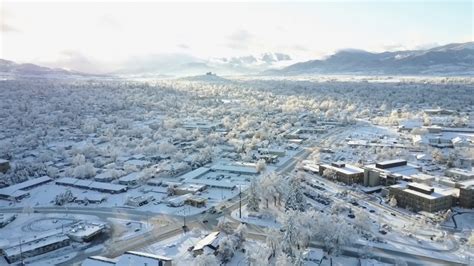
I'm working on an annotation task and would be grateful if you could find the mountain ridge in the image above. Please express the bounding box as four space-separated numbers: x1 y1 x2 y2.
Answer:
265 42 474 76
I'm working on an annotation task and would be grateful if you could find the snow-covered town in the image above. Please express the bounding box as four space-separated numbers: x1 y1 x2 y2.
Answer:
0 75 473 265
1 1 474 266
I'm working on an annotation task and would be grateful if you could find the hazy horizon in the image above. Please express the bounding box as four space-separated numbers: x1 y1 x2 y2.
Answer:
1 1 472 74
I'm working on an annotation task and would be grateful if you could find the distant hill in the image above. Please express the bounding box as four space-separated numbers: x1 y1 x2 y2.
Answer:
178 73 231 83
266 42 474 76
0 59 94 78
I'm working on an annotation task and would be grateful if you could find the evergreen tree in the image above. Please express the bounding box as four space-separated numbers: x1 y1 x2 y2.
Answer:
285 176 306 211
247 177 260 212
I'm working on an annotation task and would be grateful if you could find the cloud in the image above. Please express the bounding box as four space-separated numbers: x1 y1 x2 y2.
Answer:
1 22 20 33
227 29 253 50
177 43 190 49
42 50 110 74
97 14 121 30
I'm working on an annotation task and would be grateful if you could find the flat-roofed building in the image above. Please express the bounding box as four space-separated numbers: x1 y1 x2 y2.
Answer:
318 162 364 184
364 159 421 187
67 222 106 242
388 182 454 212
185 196 207 208
457 180 474 208
173 183 207 195
55 177 127 194
3 234 70 263
84 251 172 266
410 173 436 185
83 256 118 266
118 172 142 187
0 176 52 201
445 168 474 181
210 164 258 175
0 159 10 174
117 251 172 266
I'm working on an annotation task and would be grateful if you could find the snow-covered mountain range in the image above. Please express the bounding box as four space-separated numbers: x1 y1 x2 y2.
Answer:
2 42 473 78
266 42 474 76
0 59 93 78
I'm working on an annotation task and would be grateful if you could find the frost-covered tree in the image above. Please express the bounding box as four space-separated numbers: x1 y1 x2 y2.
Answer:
195 253 219 266
218 236 236 263
247 177 260 212
259 172 284 208
255 159 266 173
285 176 306 212
389 196 398 207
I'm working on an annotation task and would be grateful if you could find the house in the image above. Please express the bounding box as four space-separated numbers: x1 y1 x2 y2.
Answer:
318 162 364 184
94 171 120 182
118 172 142 187
192 231 221 256
388 182 454 212
364 159 421 187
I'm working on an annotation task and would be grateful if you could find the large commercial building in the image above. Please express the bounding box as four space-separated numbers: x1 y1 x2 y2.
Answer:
388 182 454 212
364 159 421 187
457 180 474 208
318 162 364 184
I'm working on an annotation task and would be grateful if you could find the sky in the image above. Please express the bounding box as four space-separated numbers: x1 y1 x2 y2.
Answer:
1 0 472 73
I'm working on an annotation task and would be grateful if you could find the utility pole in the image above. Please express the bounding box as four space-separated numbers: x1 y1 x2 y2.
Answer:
19 238 23 265
183 206 186 229
239 184 242 219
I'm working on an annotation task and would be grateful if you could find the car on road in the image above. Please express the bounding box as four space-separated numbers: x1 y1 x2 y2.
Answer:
390 212 396 216
202 220 208 223
379 230 387 235
369 209 375 213
348 214 355 219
